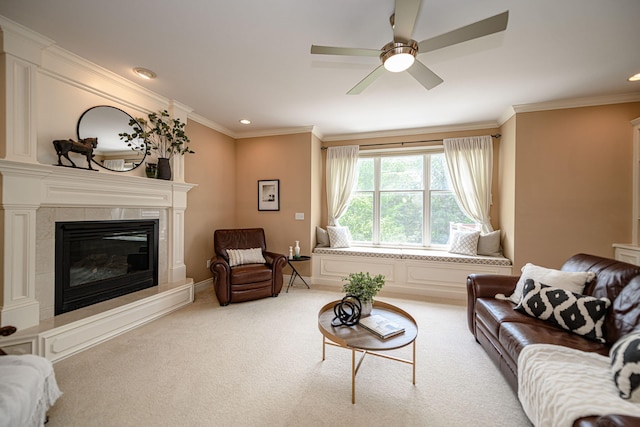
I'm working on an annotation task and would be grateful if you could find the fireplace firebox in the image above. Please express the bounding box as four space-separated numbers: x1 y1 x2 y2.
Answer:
55 219 159 315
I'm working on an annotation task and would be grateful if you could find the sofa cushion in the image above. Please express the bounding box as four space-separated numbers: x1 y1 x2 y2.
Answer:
515 280 611 343
508 263 595 305
611 330 640 401
227 248 266 267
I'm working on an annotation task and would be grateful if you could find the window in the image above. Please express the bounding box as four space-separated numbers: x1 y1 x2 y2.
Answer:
340 150 470 248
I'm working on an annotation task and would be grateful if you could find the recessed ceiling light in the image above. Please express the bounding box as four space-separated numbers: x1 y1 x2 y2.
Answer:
628 73 640 82
239 119 251 125
133 67 157 80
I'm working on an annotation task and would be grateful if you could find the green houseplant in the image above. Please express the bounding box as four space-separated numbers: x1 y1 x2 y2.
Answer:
119 109 194 180
341 272 385 316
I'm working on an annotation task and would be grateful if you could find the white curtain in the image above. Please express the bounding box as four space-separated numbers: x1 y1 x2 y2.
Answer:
326 145 359 226
443 136 494 233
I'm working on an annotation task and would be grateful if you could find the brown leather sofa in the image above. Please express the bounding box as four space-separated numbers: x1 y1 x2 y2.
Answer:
209 228 287 306
467 253 640 427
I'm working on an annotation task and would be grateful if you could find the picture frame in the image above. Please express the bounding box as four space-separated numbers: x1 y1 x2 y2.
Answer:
258 179 280 211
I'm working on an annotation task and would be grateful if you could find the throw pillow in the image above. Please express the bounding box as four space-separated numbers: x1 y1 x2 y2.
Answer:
227 248 266 267
507 263 595 305
448 230 481 256
316 226 330 247
477 230 502 257
515 279 611 343
327 226 351 248
611 330 640 401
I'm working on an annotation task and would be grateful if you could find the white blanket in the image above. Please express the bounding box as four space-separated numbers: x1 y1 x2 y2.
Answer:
518 344 640 427
0 355 62 427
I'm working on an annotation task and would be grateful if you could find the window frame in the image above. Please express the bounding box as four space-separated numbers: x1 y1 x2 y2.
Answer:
345 146 464 249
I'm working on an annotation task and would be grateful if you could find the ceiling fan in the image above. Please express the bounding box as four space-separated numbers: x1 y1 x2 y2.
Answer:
310 0 509 94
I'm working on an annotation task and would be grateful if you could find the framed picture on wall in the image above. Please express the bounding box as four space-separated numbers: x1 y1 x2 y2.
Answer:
258 179 280 211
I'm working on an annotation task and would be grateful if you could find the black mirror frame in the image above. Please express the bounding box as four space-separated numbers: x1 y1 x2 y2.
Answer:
77 105 146 172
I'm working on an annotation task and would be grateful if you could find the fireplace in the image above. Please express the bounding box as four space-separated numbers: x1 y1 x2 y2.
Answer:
55 219 159 315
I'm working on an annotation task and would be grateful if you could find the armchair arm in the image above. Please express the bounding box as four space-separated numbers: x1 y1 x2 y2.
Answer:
0 325 17 356
263 251 287 295
0 326 17 337
210 256 231 305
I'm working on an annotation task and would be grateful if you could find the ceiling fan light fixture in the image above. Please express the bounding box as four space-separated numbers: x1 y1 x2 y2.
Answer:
381 41 418 73
628 73 640 82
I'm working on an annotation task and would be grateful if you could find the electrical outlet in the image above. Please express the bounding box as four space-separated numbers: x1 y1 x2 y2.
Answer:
206 259 211 269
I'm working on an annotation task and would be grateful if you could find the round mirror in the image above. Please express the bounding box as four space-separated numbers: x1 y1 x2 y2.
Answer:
77 106 146 172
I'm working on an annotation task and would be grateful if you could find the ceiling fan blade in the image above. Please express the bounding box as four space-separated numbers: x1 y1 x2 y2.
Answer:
393 0 421 42
407 60 443 90
347 66 386 95
311 45 380 57
418 10 509 54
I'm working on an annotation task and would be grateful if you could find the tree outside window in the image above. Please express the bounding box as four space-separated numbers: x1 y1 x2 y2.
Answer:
340 151 470 247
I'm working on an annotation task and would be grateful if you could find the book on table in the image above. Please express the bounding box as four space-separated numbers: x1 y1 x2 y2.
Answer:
358 314 405 339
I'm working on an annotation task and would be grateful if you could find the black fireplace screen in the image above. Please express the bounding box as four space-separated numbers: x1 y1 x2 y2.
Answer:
55 219 159 315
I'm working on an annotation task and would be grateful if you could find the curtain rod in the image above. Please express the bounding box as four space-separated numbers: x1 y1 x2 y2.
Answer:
321 133 501 150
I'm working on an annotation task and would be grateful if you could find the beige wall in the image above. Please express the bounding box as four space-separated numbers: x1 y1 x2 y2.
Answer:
185 102 640 284
184 120 237 283
235 132 315 276
498 116 517 261
506 102 640 270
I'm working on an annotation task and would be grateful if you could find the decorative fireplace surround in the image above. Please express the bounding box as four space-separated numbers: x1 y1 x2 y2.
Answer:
0 159 195 360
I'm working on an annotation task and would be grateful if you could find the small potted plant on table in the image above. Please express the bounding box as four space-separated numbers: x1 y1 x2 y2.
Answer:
341 272 385 317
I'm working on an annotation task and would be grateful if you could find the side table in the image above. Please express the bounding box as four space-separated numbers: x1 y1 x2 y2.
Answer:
286 255 311 292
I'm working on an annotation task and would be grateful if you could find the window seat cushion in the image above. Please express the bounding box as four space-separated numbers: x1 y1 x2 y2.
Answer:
313 246 511 266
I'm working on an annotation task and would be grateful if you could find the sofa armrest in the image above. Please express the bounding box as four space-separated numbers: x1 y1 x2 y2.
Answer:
467 274 520 298
596 415 640 427
263 251 287 294
467 274 520 335
574 414 640 427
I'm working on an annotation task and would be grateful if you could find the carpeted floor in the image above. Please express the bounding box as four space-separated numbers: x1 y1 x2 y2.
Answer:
46 285 531 427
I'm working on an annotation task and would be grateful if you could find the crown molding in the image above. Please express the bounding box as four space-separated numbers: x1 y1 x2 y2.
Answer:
234 125 318 140
187 112 236 138
512 92 640 114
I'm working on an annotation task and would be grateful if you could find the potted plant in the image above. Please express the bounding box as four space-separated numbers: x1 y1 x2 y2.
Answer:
341 272 385 317
119 109 194 180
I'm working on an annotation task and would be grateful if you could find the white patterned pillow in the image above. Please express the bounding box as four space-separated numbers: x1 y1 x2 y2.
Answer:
448 230 480 256
327 226 351 248
611 331 640 401
507 263 595 305
515 279 611 343
227 248 266 267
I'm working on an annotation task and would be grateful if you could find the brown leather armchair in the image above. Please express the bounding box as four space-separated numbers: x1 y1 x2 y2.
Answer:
209 228 287 306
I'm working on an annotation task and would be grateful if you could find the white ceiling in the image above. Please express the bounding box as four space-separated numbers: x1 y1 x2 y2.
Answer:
0 0 639 139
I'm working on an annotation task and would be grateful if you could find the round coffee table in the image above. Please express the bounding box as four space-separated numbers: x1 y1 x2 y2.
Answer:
317 300 418 403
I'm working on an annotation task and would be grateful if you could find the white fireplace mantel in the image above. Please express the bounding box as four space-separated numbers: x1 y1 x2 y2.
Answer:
0 159 196 330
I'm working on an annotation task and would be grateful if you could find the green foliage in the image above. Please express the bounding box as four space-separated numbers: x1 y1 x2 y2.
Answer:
341 272 385 303
119 110 194 160
341 152 471 246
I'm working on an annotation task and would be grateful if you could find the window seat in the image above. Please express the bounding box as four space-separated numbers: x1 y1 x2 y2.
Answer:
311 247 512 302
313 247 511 266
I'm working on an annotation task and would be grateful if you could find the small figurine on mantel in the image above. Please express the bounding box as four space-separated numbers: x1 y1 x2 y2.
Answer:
52 137 98 171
